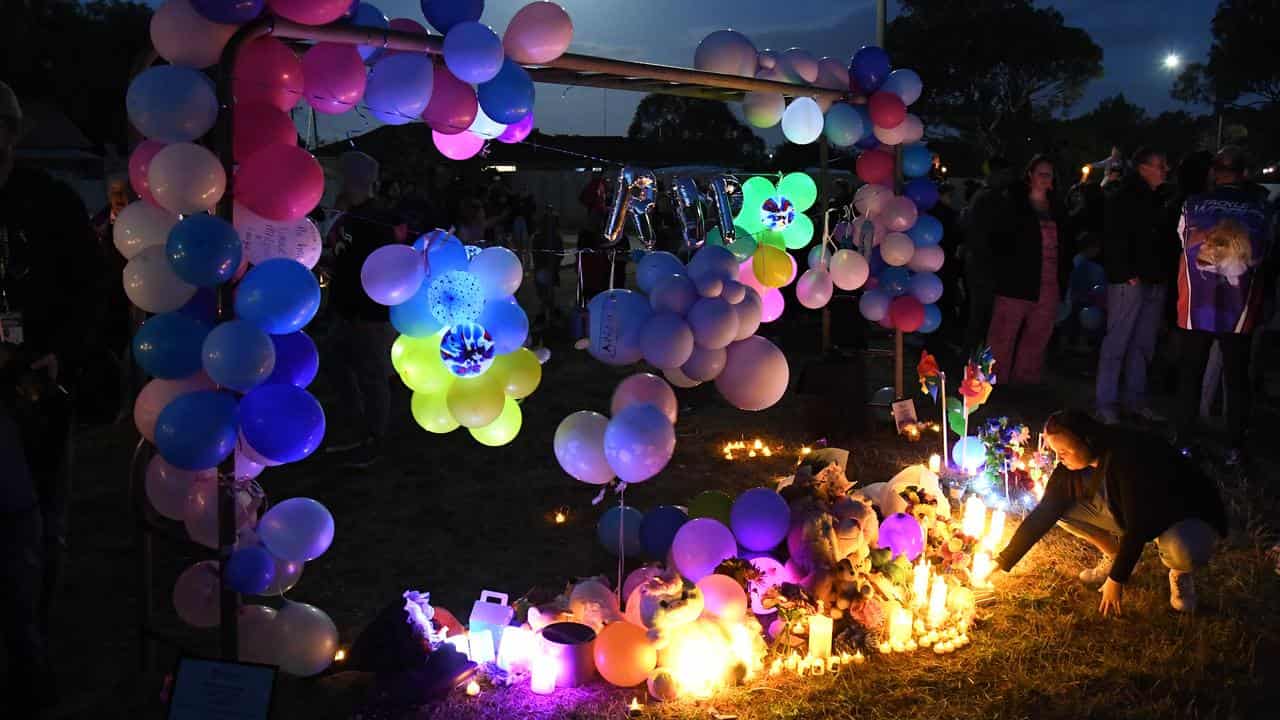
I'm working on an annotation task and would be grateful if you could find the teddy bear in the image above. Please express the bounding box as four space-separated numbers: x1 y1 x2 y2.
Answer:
636 574 704 648
833 495 879 549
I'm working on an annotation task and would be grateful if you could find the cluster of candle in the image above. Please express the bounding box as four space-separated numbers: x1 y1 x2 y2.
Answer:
767 648 866 677
961 495 1006 550
722 439 775 460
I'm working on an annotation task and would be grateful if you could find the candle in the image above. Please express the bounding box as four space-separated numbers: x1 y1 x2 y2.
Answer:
468 629 495 664
827 657 841 674
971 551 994 587
465 679 480 696
928 454 941 474
785 651 800 671
853 650 865 664
496 626 533 671
983 510 1006 551
912 560 930 608
445 633 471 659
888 603 913 646
927 577 948 628
877 642 891 654
530 654 558 695
333 648 347 662
769 658 782 676
808 613 833 659
962 496 986 539
809 657 826 675
628 697 643 717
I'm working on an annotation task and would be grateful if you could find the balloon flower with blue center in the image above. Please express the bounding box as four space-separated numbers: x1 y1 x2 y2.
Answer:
735 172 818 252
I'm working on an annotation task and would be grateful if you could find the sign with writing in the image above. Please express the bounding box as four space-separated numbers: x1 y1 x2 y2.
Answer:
891 398 918 434
168 657 276 720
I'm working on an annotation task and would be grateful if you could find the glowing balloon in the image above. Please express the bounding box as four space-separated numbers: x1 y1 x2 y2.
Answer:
411 389 459 434
444 21 504 84
240 384 326 463
953 436 987 472
361 244 426 305
744 92 785 129
477 297 528 354
504 1 574 64
148 142 225 215
603 404 675 483
234 203 322 270
154 390 239 471
878 512 924 561
433 129 486 160
446 373 505 428
489 346 541 398
730 488 790 552
496 112 535 143
555 410 613 485
781 97 823 145
469 395 522 446
796 268 833 309
759 287 785 323
752 244 791 288
823 102 864 147
235 258 321 334
134 373 216 444
671 518 737 582
469 246 523 299
715 336 789 411
258 497 334 563
828 249 869 291
697 574 749 621
468 105 507 139
594 621 657 688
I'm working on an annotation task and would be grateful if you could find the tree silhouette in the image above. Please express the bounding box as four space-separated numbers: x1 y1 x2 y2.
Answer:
1173 0 1280 109
887 0 1102 156
627 95 766 166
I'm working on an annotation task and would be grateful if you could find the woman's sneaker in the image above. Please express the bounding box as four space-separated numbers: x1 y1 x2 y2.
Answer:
1169 570 1197 612
1078 555 1112 584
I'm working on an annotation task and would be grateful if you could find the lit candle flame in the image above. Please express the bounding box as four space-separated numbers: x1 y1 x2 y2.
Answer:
333 648 347 662
554 511 566 524
465 679 480 696
629 697 641 712
928 454 941 474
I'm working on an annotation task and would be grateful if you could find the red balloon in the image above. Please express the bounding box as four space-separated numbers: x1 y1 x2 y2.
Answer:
856 149 895 186
233 37 303 112
422 61 478 135
868 91 906 129
128 140 166 206
233 104 297 162
889 295 925 332
266 0 350 26
235 145 323 222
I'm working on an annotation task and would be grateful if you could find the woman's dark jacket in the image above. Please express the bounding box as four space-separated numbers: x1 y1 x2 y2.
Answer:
988 181 1075 302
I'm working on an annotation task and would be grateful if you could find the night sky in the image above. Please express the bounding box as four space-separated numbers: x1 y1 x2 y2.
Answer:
153 0 1220 143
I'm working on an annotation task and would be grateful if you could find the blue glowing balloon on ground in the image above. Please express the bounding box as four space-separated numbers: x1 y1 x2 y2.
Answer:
166 214 242 288
235 259 320 335
478 57 534 124
266 331 319 388
240 384 326 464
640 505 688 559
427 270 485 326
477 297 528 354
154 390 239 471
202 319 277 393
439 322 496 377
905 178 939 211
226 546 277 595
730 488 791 552
390 283 445 337
598 505 644 558
133 312 210 379
878 512 924 561
953 436 987 473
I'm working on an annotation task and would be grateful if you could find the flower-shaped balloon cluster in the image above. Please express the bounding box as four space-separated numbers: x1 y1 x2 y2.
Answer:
363 231 542 446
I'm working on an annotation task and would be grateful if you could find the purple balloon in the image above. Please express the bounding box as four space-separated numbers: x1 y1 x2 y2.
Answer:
729 488 791 552
266 331 319 388
361 243 426 305
670 518 738 582
257 497 335 562
239 384 326 463
496 112 534 144
602 403 675 484
443 21 504 84
878 512 924 561
191 0 264 24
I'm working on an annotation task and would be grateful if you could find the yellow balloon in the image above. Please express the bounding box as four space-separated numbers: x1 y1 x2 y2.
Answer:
468 396 522 446
490 348 542 399
446 373 505 428
391 335 410 375
752 244 791 288
400 333 453 395
411 390 460 434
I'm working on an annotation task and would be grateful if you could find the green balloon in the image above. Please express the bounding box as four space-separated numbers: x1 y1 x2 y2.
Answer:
777 172 817 213
688 490 734 526
782 213 814 250
707 226 724 247
757 230 787 250
946 396 966 437
726 224 758 260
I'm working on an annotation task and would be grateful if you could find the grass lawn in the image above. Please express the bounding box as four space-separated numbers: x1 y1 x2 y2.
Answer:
32 299 1280 719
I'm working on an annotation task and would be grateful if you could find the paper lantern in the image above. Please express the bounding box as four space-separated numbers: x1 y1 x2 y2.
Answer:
879 512 924 561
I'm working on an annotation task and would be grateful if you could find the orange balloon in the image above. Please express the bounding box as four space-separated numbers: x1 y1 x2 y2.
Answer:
593 621 657 687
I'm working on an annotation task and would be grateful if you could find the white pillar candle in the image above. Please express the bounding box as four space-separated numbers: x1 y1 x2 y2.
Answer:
468 629 495 664
808 613 833 659
971 551 994 587
983 510 1006 551
912 561 931 608
962 496 986 539
927 576 949 628
530 654 558 695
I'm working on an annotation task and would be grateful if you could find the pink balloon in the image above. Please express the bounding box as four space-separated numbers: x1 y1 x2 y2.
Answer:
173 560 221 628
266 0 350 26
611 373 678 425
432 129 485 160
715 336 789 412
302 42 367 115
235 144 324 221
503 1 575 64
785 250 798 286
234 37 303 112
497 112 534 144
185 476 261 549
146 455 214 521
737 256 764 293
135 373 216 444
128 140 166 206
760 287 785 323
233 103 296 162
422 63 478 135
881 196 920 233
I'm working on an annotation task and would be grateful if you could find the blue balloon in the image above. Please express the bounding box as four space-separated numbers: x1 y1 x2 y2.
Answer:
868 245 887 276
598 505 644 558
266 331 319 388
167 214 242 288
823 103 865 148
919 303 942 334
178 287 218 324
902 145 932 179
348 3 390 61
880 267 910 296
443 20 504 84
854 133 881 151
859 288 891 322
226 546 276 595
904 178 939 211
235 259 320 335
426 234 470 274
907 214 943 247
133 312 211 379
687 245 739 286
154 390 239 471
849 45 891 93
190 0 264 24
908 272 944 304
1071 260 1106 299
640 505 688 559
730 488 791 552
880 68 922 105
421 0 484 34
478 58 535 125
258 497 334 562
588 289 653 366
126 65 219 143
390 283 445 337
202 319 276 392
365 52 435 125
1079 306 1105 331
239 384 326 464
427 270 485 326
637 251 686 294
478 297 528 354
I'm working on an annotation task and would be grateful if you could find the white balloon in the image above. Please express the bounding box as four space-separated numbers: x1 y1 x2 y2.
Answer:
743 92 785 129
796 268 834 309
149 142 226 215
612 373 678 425
234 202 322 269
715 336 789 411
114 201 178 260
908 245 946 273
173 560 221 628
468 106 507 139
554 411 614 485
854 184 892 217
238 604 280 666
275 601 339 677
150 0 237 69
146 455 213 521
781 97 824 145
880 232 916 267
123 245 197 313
829 249 870 291
899 114 925 144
